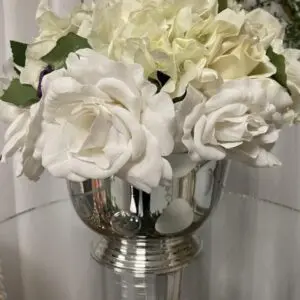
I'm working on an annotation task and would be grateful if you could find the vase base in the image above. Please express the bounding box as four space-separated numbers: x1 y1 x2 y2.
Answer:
91 235 201 275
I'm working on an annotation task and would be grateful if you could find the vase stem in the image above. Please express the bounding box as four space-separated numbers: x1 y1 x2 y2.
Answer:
165 271 183 300
92 235 201 275
119 270 183 300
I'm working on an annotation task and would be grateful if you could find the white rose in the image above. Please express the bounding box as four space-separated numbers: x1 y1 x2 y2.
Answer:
38 49 175 192
26 0 94 60
245 8 284 49
177 79 292 167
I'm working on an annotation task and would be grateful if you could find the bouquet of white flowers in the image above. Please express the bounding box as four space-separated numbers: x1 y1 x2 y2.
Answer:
0 0 299 193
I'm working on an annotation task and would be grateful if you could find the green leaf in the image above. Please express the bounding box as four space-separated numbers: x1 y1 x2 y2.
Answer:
218 0 227 12
10 41 28 67
267 46 288 89
42 32 91 69
1 79 39 107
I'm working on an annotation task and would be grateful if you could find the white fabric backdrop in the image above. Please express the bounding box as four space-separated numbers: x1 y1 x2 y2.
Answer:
0 0 299 222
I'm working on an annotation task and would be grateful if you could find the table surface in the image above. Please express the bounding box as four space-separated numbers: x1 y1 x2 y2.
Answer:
0 192 300 300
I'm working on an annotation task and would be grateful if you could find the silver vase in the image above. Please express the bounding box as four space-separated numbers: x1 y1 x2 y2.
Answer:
67 160 229 299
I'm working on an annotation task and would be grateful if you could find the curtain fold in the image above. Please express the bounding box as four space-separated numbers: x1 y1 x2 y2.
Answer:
0 0 16 221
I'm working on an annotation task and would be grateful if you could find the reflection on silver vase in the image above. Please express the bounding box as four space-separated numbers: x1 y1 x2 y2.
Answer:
68 160 229 275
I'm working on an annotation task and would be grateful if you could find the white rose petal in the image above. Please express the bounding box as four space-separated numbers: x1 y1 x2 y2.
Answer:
1 102 44 180
118 129 172 193
1 113 28 160
0 101 24 124
210 38 275 79
245 8 283 49
206 78 292 118
142 87 175 156
166 153 198 178
192 67 223 97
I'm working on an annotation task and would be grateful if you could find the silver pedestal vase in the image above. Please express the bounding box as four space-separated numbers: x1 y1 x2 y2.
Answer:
67 160 229 299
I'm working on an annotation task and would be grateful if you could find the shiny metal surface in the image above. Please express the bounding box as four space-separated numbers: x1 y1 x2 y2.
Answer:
91 235 200 275
115 268 183 300
67 160 229 274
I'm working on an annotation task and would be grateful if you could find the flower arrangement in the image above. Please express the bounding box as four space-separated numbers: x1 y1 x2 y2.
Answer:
0 0 299 193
